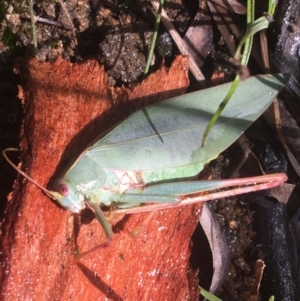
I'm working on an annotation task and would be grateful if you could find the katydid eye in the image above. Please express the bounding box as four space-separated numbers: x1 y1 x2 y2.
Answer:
58 183 69 196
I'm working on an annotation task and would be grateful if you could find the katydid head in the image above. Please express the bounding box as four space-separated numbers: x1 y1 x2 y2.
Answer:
2 148 85 213
52 178 85 213
52 154 108 212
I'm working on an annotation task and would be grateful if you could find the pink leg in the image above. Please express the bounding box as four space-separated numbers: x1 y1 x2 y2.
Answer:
77 238 113 260
114 173 287 214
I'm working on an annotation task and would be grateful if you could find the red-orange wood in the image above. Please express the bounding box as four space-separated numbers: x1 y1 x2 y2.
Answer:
0 56 203 300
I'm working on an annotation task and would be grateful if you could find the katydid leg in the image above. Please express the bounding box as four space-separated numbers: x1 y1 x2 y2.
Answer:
85 200 114 240
77 201 114 259
114 173 287 214
77 239 113 260
118 193 178 205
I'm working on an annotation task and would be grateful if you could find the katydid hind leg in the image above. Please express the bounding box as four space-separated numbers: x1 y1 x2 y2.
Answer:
119 192 178 204
114 173 287 214
119 180 233 204
137 173 288 198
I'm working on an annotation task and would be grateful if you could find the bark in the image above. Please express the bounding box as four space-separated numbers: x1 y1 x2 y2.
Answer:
0 56 203 300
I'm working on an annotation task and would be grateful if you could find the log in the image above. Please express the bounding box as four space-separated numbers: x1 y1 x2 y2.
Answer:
0 56 203 300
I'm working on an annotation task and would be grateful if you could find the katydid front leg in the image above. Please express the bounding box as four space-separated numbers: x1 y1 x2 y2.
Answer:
76 200 114 259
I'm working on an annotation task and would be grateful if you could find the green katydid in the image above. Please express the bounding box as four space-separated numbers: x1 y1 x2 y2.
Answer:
3 73 288 255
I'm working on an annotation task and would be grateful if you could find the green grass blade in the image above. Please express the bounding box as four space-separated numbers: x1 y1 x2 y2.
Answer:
199 287 223 301
144 0 165 76
201 76 240 146
201 0 276 146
